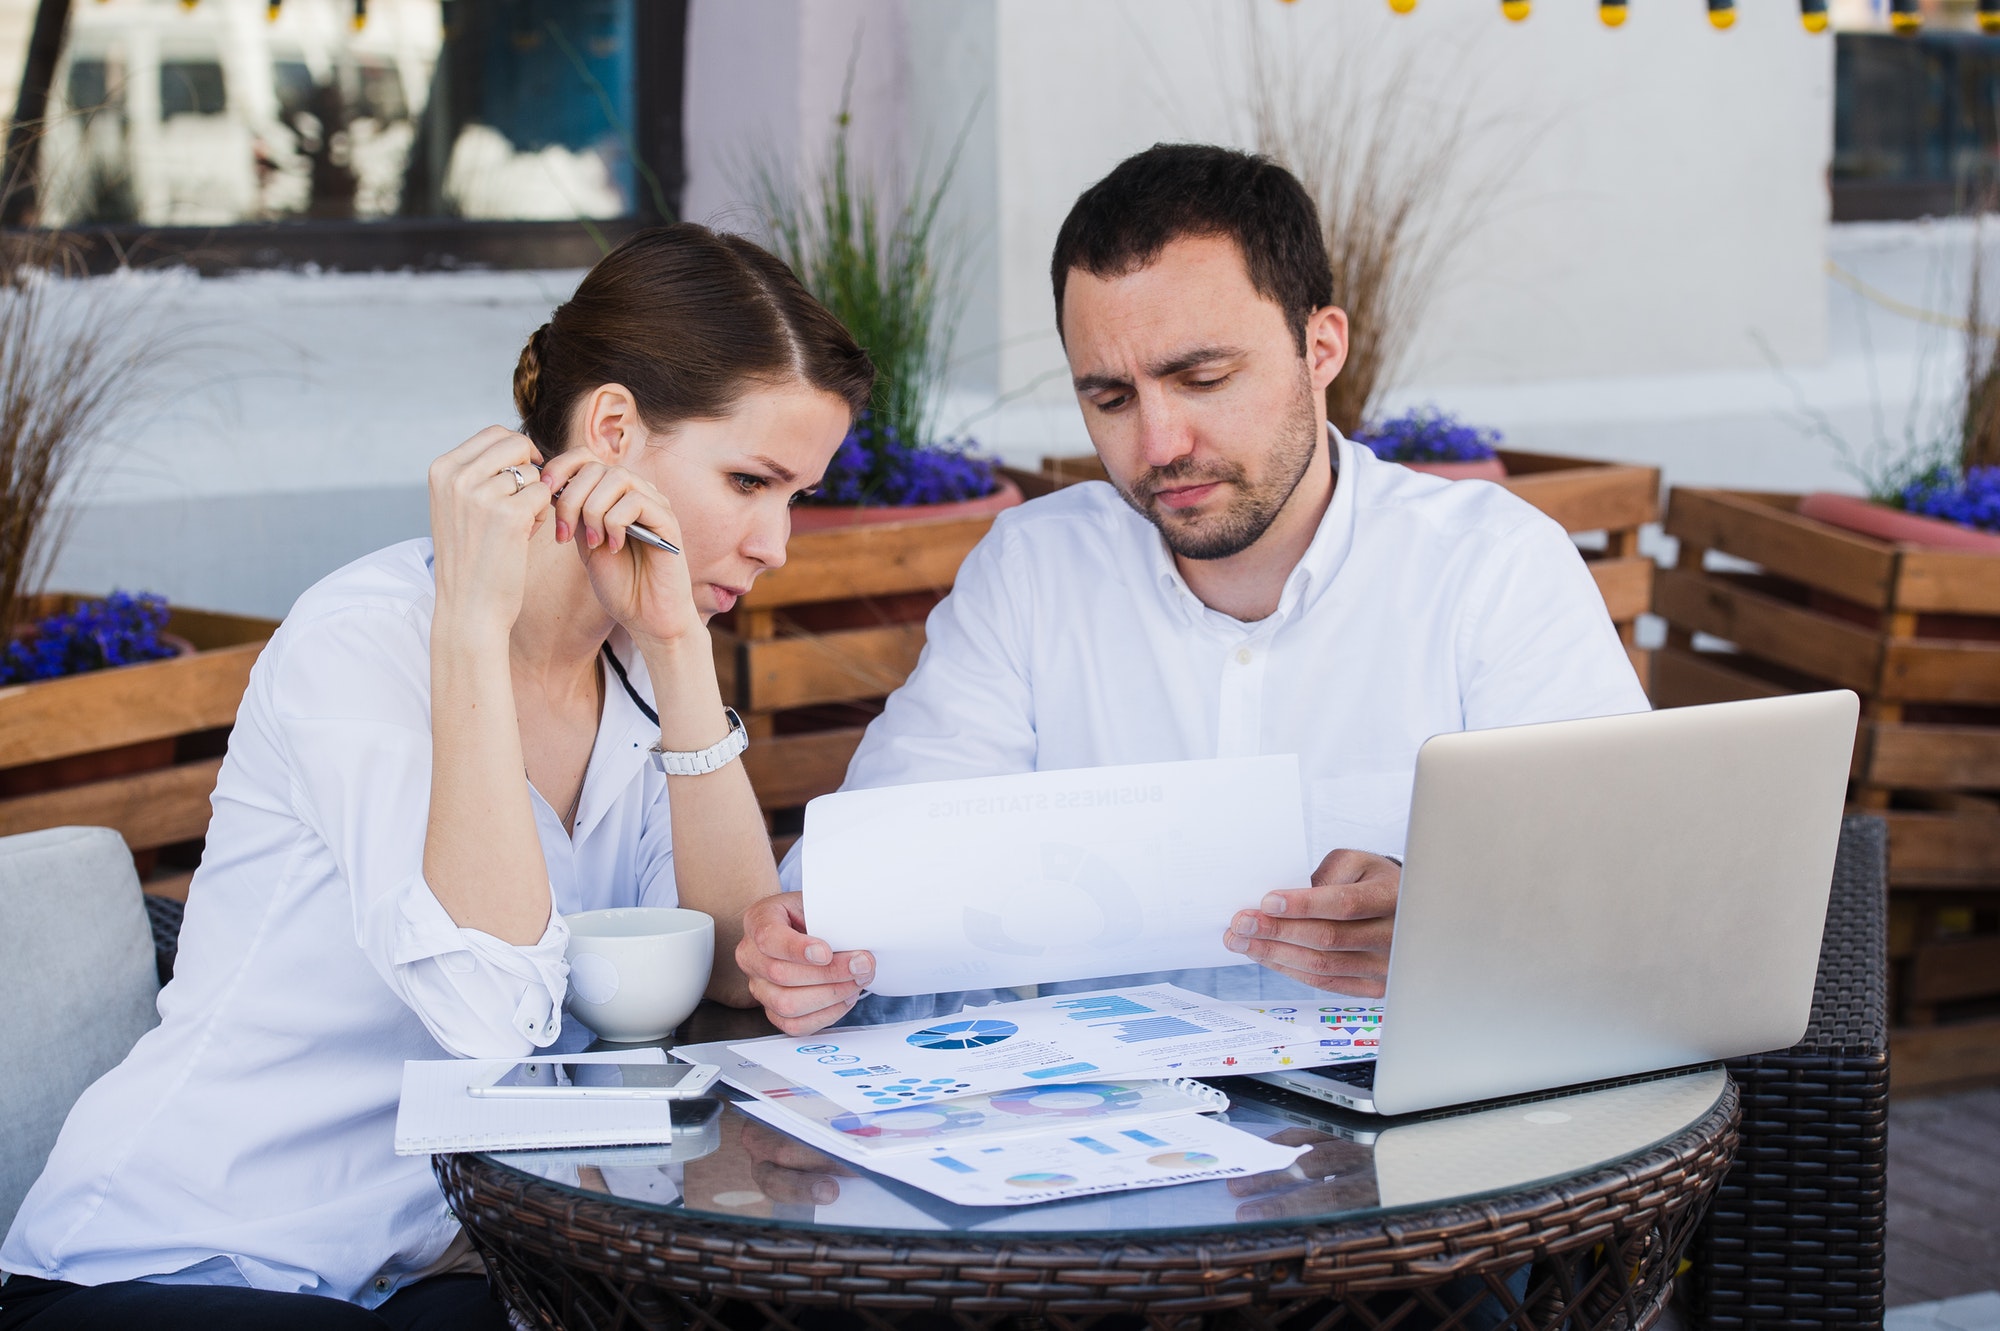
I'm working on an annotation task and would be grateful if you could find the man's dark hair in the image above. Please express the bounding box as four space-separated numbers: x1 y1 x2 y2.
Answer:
1050 144 1332 353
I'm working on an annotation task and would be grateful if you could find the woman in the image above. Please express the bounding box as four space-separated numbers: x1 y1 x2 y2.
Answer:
0 225 872 1330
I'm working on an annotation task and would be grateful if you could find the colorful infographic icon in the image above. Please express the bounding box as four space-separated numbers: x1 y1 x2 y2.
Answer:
846 1076 975 1106
829 1103 986 1139
989 1083 1143 1117
906 1019 1019 1051
1147 1151 1219 1169
1005 1172 1078 1189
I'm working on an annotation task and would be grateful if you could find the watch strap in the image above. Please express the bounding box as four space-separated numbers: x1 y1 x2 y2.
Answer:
649 708 749 776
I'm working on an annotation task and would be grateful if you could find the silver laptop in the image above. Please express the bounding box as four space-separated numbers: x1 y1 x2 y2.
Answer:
1257 691 1858 1116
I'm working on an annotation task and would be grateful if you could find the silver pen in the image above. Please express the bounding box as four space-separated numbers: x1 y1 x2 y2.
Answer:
624 523 681 555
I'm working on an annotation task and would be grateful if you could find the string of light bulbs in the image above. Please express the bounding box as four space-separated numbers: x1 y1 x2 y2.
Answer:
157 0 370 28
1348 0 2000 35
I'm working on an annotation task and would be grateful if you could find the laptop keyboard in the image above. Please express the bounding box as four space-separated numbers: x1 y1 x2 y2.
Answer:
1327 1060 1377 1089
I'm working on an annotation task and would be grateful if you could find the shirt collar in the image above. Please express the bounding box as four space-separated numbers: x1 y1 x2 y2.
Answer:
1146 423 1360 631
575 629 662 840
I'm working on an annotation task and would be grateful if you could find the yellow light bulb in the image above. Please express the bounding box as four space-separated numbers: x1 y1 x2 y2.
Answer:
1709 8 1736 27
1802 11 1828 29
1502 0 1530 19
266 1 280 17
1388 0 1417 13
1600 1 1627 26
1890 10 1921 30
1983 12 2000 32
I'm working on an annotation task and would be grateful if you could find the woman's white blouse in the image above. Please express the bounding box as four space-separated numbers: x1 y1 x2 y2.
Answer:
1 539 677 1306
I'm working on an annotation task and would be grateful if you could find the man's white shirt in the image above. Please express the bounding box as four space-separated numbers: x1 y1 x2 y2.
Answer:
780 429 1650 1001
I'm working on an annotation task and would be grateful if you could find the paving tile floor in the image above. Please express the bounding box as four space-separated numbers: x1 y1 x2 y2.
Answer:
1888 1085 2000 1311
1888 1291 2000 1331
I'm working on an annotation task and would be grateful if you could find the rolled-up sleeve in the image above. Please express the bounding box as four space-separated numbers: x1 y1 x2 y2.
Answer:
272 603 570 1058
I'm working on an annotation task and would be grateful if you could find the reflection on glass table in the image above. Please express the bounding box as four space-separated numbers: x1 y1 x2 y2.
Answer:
486 1066 1729 1237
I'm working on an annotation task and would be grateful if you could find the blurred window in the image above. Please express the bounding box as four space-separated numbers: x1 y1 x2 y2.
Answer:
2 0 686 268
355 56 405 122
66 56 108 113
272 58 313 120
1834 31 2000 218
159 59 226 118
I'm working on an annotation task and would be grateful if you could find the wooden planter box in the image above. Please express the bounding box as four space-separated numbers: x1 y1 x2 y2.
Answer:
722 514 1001 849
1653 489 2000 1089
0 597 277 899
1020 448 1661 686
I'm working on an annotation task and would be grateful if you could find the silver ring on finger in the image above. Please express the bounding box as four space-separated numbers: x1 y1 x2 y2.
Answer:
502 464 535 495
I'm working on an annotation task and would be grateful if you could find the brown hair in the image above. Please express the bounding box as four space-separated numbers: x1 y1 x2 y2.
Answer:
513 223 874 450
1051 144 1331 354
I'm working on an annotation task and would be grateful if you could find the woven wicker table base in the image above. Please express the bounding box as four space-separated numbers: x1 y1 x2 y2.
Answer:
437 1079 1738 1331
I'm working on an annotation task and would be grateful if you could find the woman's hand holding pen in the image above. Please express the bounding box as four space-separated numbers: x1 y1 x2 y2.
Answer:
538 449 702 649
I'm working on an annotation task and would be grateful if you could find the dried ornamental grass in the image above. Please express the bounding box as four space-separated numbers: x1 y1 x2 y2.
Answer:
746 74 993 506
1241 16 1525 436
0 234 166 637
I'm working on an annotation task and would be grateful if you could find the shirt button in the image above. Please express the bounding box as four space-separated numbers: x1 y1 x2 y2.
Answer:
1235 647 1254 665
373 1277 392 1293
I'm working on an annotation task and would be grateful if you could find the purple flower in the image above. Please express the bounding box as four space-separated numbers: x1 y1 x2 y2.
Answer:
1354 407 1502 464
799 412 999 508
1 590 176 684
1897 464 2000 534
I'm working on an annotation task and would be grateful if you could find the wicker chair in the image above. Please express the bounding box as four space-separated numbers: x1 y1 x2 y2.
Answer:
1688 814 1890 1329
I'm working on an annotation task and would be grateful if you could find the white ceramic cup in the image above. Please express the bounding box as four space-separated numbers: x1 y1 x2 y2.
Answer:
562 907 714 1042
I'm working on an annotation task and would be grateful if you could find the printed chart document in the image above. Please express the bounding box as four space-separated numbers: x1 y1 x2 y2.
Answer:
803 756 1308 995
1235 1001 1385 1063
737 1097 1306 1206
673 1037 1229 1159
730 984 1340 1116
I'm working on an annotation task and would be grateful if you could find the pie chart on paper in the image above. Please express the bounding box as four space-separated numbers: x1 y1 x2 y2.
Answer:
905 1019 1019 1051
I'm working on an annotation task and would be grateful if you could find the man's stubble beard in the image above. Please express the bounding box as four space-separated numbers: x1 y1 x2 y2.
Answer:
1116 366 1323 562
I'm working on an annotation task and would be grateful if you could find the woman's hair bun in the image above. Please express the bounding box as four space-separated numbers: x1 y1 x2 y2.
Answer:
513 322 551 423
513 224 873 455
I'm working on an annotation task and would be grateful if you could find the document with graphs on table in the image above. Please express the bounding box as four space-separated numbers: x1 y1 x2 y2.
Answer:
729 984 1345 1115
802 755 1309 996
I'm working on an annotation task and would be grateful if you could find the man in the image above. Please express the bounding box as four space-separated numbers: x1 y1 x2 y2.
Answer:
738 144 1648 1035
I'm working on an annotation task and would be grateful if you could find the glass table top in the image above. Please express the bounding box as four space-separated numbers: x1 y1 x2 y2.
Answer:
478 1002 1730 1241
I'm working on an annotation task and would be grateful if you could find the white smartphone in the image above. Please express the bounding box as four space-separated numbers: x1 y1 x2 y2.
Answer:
468 1060 721 1100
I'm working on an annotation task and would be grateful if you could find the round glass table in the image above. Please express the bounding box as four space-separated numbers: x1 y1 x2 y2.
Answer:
435 1003 1740 1330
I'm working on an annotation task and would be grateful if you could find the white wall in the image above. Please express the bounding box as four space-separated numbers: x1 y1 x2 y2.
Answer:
45 268 566 617
956 0 1834 459
41 2 1963 622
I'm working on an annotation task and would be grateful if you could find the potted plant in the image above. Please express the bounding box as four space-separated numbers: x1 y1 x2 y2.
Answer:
3 590 187 683
754 94 1019 532
724 91 1018 835
1353 407 1509 482
1798 465 2000 554
1798 229 2000 554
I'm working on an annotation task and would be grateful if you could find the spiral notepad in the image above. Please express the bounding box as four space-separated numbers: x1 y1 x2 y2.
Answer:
393 1051 680 1156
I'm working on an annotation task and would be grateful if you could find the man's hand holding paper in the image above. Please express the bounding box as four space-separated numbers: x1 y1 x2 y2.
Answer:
1224 848 1402 998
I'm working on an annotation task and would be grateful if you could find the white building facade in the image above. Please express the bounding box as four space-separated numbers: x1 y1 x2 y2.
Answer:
44 0 1972 617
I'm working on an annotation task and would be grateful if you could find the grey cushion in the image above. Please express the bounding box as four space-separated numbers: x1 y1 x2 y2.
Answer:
0 827 161 1237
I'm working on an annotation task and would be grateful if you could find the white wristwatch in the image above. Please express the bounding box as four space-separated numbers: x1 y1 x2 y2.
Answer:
648 708 749 775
